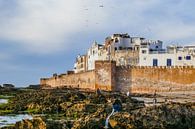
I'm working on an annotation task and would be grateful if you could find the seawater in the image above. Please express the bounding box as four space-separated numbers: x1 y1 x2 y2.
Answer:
0 99 33 128
0 114 33 128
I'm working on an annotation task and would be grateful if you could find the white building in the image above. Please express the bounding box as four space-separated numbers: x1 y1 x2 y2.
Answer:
139 45 195 66
74 55 87 73
76 33 194 72
110 34 132 50
87 42 104 70
86 34 164 70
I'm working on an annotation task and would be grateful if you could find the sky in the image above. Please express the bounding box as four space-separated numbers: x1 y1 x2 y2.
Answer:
0 0 195 87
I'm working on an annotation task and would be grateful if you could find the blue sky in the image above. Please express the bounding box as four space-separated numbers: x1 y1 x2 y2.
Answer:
0 0 195 87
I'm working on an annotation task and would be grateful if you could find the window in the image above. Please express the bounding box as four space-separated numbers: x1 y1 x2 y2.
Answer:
178 56 182 60
115 38 119 43
167 59 172 66
156 46 158 48
186 56 191 60
153 59 158 66
142 50 147 54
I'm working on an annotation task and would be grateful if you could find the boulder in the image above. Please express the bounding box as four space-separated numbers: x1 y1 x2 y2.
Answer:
14 117 46 129
109 103 194 129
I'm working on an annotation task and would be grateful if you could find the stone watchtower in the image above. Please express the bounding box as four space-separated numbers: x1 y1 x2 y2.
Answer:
95 61 116 91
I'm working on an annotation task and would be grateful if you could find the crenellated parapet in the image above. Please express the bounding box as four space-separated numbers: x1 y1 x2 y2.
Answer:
40 60 195 94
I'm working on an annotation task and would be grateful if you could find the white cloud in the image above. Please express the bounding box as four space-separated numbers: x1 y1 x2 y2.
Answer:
0 0 109 54
0 0 195 54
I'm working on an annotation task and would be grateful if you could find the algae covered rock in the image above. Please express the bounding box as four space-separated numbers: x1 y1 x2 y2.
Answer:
1 88 194 129
109 103 194 129
14 117 46 129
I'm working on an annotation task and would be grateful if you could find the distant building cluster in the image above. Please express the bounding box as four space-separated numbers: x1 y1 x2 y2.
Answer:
74 33 195 73
41 33 195 92
0 84 15 89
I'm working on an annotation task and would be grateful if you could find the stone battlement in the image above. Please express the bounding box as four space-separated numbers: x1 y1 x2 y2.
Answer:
40 61 195 94
116 65 194 69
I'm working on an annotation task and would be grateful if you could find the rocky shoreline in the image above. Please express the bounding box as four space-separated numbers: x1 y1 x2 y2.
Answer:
0 88 194 129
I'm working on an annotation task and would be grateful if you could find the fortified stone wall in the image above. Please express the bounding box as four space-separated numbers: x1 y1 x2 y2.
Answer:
115 66 132 92
41 70 95 90
116 66 195 94
40 61 116 91
41 61 195 94
95 61 116 91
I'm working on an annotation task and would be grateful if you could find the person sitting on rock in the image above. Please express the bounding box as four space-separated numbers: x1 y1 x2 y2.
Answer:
153 91 157 104
96 88 102 96
112 99 122 112
153 97 157 104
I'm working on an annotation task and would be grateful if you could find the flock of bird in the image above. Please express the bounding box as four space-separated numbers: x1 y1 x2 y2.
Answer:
82 2 105 27
81 2 152 34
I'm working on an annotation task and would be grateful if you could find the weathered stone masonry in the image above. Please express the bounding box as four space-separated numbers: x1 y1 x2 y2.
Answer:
95 61 116 91
41 70 95 90
116 66 195 94
41 61 195 94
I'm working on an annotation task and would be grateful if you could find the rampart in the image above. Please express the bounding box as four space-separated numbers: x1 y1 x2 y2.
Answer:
41 61 195 94
40 61 116 91
41 70 95 90
116 66 195 94
95 61 116 91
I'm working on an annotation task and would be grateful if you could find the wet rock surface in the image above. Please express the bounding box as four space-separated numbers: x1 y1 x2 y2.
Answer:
1 117 46 129
0 88 194 129
109 103 195 129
